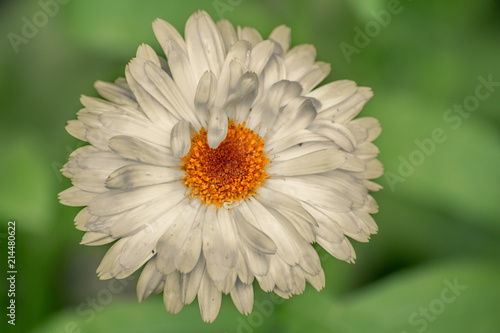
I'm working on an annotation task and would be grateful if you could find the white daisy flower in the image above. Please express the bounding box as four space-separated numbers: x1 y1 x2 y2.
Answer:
59 10 383 323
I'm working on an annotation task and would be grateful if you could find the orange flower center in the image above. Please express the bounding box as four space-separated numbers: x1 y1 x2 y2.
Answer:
181 120 269 208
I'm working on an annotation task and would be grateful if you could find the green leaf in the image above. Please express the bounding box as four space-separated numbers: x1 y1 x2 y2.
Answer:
61 0 271 57
32 293 268 333
375 91 500 230
0 133 55 233
278 259 500 333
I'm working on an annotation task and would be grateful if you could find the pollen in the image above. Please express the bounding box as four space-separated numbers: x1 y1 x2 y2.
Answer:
181 120 269 208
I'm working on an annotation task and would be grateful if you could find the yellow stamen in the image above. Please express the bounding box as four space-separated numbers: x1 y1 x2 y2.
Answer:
181 120 269 208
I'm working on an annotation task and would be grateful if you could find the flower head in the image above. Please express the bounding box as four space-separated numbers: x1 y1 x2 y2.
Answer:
59 10 383 323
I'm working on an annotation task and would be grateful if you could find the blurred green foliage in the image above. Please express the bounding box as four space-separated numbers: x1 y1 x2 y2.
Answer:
0 0 499 332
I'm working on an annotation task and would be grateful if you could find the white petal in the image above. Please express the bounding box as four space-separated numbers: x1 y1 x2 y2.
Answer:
170 120 193 158
248 80 302 134
136 43 161 67
128 59 180 122
214 40 251 107
299 61 331 93
63 145 93 168
91 110 156 150
241 199 300 266
268 97 317 140
88 182 184 216
163 271 184 314
317 207 363 237
65 120 87 141
364 180 383 191
216 19 237 51
319 87 373 123
110 235 155 279
255 271 275 292
142 60 201 127
76 108 102 128
137 257 165 302
94 80 138 107
213 267 237 294
354 210 379 234
185 10 226 81
265 129 329 154
315 171 368 207
345 121 369 143
96 238 126 279
291 266 307 295
112 199 191 278
237 26 263 47
85 128 113 151
156 200 200 275
106 164 184 189
259 54 287 93
301 202 344 244
99 111 170 147
307 80 358 112
226 59 248 95
266 177 352 212
248 40 274 76
80 231 115 246
202 208 238 283
348 116 382 142
357 195 379 214
272 141 336 162
235 249 254 284
340 153 366 172
284 44 316 81
160 38 197 105
304 267 325 292
267 210 320 275
230 279 254 315
258 186 318 230
271 148 346 176
354 142 380 160
299 244 322 274
175 213 203 274
233 208 277 254
72 169 111 192
317 235 356 263
269 24 291 54
109 135 178 166
207 107 228 149
74 207 92 231
58 186 99 207
198 269 222 323
66 147 131 176
194 71 218 115
225 71 259 122
243 246 270 277
153 18 187 55
257 187 317 243
87 191 184 238
268 255 293 292
180 256 205 304
113 77 129 88
309 119 357 152
80 95 117 109
125 66 175 130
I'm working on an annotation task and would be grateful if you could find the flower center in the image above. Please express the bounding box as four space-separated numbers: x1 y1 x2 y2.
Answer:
181 120 269 208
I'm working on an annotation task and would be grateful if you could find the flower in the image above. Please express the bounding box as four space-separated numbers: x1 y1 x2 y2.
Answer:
59 10 383 323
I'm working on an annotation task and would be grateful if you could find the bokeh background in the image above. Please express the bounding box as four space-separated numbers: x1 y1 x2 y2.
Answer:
1 0 499 332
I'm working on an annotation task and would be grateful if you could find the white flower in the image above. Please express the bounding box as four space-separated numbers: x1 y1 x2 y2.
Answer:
59 10 383 323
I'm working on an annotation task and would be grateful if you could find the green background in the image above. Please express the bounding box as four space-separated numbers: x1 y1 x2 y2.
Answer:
1 0 499 332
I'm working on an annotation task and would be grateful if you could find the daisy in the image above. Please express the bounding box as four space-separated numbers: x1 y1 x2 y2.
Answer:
59 10 383 323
